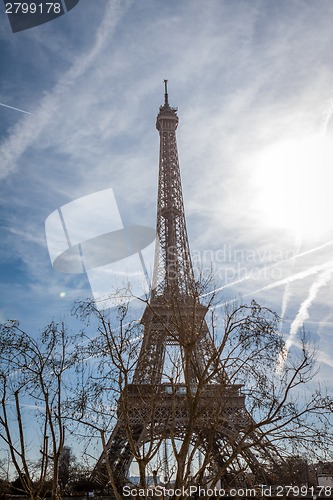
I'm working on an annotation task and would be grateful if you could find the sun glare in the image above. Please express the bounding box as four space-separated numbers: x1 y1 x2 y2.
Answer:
251 134 333 239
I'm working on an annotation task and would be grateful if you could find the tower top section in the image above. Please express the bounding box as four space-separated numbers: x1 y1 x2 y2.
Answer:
151 81 196 300
156 80 178 131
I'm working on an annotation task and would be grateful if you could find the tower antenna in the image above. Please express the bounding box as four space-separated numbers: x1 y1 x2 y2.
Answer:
164 79 169 106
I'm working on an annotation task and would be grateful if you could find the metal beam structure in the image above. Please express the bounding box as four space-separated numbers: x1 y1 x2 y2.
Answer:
93 84 280 489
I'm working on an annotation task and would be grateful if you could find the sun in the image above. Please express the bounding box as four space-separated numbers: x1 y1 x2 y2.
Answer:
251 134 333 239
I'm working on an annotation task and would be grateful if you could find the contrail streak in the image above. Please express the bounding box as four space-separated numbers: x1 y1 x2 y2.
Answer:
277 334 333 369
249 260 333 296
276 268 333 372
279 284 291 327
321 93 333 135
0 102 32 115
200 275 250 298
279 230 302 330
203 240 333 300
287 269 332 348
212 259 333 311
277 239 333 262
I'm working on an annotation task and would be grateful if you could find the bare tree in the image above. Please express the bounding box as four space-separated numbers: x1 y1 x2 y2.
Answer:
71 296 161 499
0 320 81 500
72 290 333 498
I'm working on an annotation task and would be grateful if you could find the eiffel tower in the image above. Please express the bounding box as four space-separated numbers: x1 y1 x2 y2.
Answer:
94 82 279 490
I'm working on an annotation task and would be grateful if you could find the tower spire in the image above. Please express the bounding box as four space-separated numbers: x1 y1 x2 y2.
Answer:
164 79 169 107
152 81 196 299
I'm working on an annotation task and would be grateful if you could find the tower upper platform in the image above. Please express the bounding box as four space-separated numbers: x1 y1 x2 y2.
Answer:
156 80 179 132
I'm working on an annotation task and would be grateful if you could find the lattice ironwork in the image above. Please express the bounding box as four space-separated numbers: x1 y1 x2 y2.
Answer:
152 83 195 300
93 83 280 489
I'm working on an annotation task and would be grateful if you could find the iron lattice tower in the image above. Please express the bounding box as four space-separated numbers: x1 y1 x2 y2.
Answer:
152 81 195 299
94 83 279 488
131 81 216 387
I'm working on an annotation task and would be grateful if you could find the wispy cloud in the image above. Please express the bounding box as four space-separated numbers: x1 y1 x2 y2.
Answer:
0 0 129 180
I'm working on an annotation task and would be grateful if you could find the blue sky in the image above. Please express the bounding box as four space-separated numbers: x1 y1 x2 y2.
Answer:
1 0 333 389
